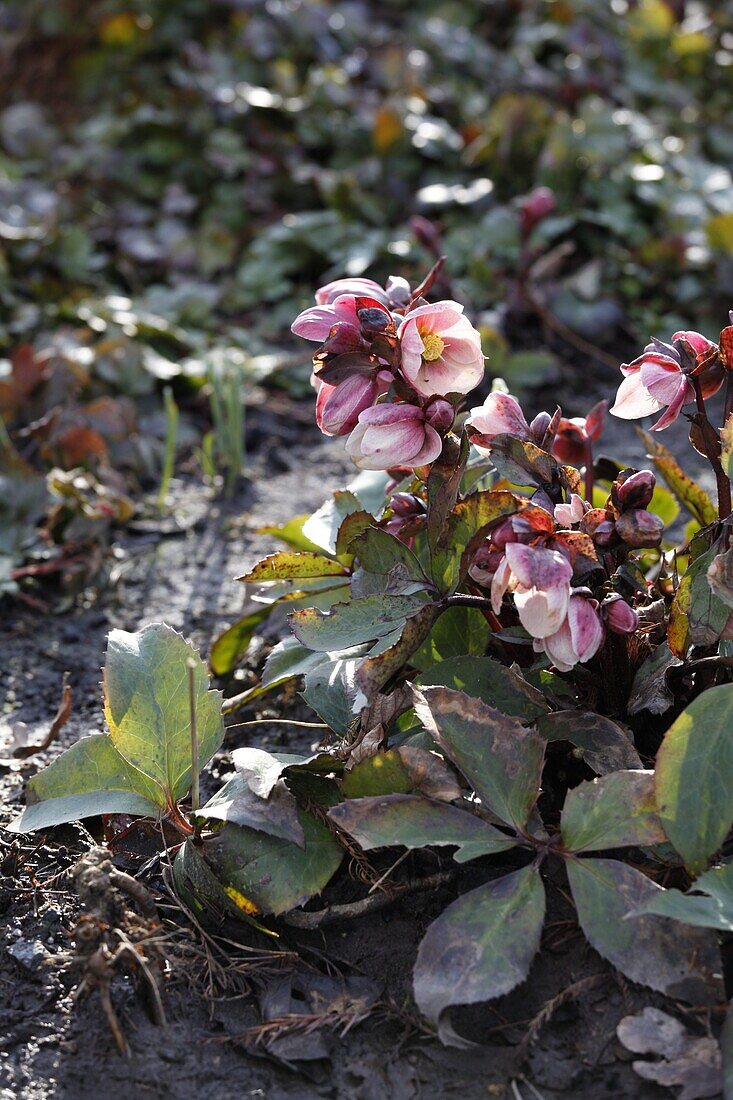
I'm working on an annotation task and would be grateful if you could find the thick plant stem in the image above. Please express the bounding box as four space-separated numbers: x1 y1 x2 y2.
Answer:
691 378 731 520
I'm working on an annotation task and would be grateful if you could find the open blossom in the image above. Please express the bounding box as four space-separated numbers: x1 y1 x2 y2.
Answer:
345 402 443 471
399 301 484 397
536 595 604 672
554 493 586 528
610 331 721 431
491 543 572 638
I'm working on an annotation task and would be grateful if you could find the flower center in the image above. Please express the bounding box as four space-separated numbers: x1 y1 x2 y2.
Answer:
421 332 445 362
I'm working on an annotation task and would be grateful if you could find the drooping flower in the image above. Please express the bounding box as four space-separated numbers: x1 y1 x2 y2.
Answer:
466 392 531 451
609 331 722 431
538 595 604 672
315 373 382 437
615 469 656 510
345 402 443 471
398 301 484 397
491 543 572 638
551 401 606 465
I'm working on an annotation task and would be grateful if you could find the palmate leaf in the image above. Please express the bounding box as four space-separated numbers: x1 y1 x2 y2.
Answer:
413 865 546 1046
655 684 733 874
10 734 162 832
413 687 544 830
329 793 517 862
567 858 723 1003
104 623 224 807
561 771 666 852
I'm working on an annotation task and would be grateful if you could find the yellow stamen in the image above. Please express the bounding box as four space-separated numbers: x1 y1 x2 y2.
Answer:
421 332 445 362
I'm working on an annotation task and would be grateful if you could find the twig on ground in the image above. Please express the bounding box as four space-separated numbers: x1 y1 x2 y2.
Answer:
14 672 72 758
280 870 456 929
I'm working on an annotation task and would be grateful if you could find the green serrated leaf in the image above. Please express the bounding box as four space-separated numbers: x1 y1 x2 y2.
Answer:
567 857 722 1002
239 551 348 583
655 684 733 873
561 771 666 852
330 793 517 861
10 734 162 832
413 687 544 829
410 607 490 671
289 592 432 652
537 711 642 773
413 865 545 1043
104 623 224 807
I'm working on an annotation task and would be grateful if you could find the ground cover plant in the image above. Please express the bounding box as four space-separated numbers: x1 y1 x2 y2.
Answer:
11 260 733 1087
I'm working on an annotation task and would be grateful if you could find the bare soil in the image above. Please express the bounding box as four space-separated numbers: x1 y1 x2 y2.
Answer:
0 387 714 1100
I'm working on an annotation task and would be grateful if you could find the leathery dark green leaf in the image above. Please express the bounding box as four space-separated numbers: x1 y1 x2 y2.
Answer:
561 771 666 852
329 794 517 862
413 864 545 1046
413 686 544 830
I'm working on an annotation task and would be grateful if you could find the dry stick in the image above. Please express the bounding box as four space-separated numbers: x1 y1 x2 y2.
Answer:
224 718 329 731
513 973 605 1067
280 870 456 930
187 657 200 818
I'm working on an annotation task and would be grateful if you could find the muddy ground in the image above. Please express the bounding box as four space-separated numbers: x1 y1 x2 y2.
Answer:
0 372 719 1100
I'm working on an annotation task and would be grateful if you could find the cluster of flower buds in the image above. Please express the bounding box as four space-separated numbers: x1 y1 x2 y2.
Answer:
292 274 485 471
610 321 733 431
466 390 607 467
381 491 427 547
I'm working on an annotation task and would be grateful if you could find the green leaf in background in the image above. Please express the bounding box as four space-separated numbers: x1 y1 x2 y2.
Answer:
355 604 438 701
330 794 517 862
289 591 432 652
10 734 162 832
561 771 666 852
413 687 544 830
209 604 271 677
413 865 546 1045
238 551 348 583
632 861 733 931
301 490 363 555
417 655 549 719
640 432 717 526
104 622 224 807
538 711 642 774
655 684 733 873
567 858 723 1002
257 515 324 555
204 808 343 916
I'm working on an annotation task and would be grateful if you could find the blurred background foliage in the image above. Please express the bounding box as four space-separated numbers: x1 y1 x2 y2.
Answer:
2 0 733 601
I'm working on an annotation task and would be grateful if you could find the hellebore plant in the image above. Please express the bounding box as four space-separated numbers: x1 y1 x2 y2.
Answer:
13 264 733 1057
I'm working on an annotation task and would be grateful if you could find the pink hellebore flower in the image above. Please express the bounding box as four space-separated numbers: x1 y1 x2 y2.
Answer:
491 543 572 638
315 278 389 306
537 595 604 672
345 403 443 471
609 331 719 431
291 294 360 343
399 301 484 398
551 401 606 465
466 392 530 453
315 373 381 437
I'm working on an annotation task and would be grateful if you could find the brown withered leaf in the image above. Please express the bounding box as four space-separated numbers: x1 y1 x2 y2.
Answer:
617 1008 721 1100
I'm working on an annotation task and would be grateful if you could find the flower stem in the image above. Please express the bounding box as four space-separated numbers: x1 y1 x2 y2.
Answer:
691 378 731 520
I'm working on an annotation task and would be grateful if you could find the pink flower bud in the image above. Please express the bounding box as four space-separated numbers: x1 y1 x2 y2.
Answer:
316 374 379 437
602 595 639 635
390 492 425 517
529 411 552 447
616 469 656 510
615 509 664 548
424 397 455 433
520 187 556 237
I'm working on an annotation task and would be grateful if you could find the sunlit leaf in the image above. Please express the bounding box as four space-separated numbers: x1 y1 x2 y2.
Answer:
561 771 666 852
